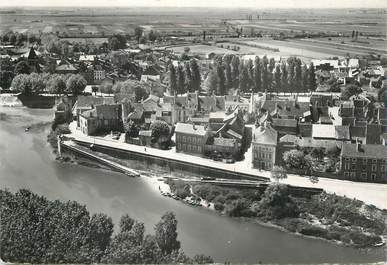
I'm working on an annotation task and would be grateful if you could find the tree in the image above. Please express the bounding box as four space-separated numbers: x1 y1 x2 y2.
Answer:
261 56 269 91
190 59 201 92
283 149 306 169
148 30 157 42
216 62 226 95
168 64 177 95
294 60 302 94
231 56 240 88
193 254 214 264
271 166 287 182
150 120 170 144
239 63 249 93
301 64 309 92
46 75 66 94
184 62 192 92
341 84 362 100
87 213 114 262
206 68 218 95
14 60 30 75
66 74 87 96
273 64 281 93
154 212 181 254
246 59 254 90
177 64 186 95
257 184 299 219
308 62 317 91
134 27 143 43
225 62 232 90
280 62 288 93
253 56 261 93
287 60 295 93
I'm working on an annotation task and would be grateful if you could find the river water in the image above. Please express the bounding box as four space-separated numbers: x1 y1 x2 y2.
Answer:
0 100 385 264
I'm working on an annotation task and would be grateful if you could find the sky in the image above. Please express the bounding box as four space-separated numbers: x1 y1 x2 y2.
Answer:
0 0 387 8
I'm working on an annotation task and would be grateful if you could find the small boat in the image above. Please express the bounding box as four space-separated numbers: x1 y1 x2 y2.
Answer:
25 127 30 132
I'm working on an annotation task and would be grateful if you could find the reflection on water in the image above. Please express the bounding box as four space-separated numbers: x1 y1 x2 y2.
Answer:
0 103 385 264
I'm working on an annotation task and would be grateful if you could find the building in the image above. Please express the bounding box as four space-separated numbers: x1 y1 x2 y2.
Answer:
175 123 209 156
252 123 278 170
340 143 387 183
78 103 122 135
72 96 115 126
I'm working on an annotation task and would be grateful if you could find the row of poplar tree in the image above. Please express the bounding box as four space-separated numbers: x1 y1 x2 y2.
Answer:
168 55 317 96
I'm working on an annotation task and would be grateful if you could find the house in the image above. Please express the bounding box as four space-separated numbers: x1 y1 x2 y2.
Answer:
204 136 241 158
138 130 152 146
340 143 387 183
252 123 278 170
175 123 209 156
271 118 298 135
140 65 161 82
55 62 78 74
310 124 337 149
225 95 250 113
72 96 115 126
79 103 122 136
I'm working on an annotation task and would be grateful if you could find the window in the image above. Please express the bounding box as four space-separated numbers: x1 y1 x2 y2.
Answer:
344 172 350 178
372 164 377 172
198 146 202 153
372 159 377 163
352 158 357 162
183 136 186 142
362 158 367 164
351 164 356 170
371 173 377 181
345 158 350 162
344 163 350 170
350 172 356 179
362 165 367 171
361 172 367 179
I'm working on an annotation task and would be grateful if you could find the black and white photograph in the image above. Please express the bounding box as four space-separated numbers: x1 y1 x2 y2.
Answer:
0 0 387 264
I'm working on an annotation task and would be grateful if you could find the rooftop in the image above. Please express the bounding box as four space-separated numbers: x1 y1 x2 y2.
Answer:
312 124 336 139
342 143 387 159
175 123 207 136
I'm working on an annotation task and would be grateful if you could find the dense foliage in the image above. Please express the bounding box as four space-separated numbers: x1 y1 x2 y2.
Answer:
0 189 213 264
169 181 386 248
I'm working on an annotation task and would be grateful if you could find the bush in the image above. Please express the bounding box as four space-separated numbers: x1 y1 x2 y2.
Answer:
299 225 329 239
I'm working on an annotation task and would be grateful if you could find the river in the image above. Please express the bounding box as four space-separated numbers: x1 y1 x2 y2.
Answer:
0 99 385 264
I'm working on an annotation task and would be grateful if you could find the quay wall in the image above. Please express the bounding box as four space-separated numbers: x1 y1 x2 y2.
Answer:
70 140 270 182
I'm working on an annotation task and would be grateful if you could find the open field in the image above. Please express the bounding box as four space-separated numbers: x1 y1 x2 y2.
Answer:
167 44 237 56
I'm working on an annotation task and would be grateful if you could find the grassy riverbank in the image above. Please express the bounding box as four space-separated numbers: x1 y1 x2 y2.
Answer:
166 179 387 248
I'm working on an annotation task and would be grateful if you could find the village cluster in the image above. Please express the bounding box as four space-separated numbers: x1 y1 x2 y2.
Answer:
1 33 386 184
48 46 387 184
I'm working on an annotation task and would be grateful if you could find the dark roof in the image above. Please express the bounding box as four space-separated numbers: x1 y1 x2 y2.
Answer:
272 118 297 128
342 143 387 159
95 104 121 120
56 64 77 72
80 109 97 119
27 47 37 60
261 99 310 118
75 96 115 109
350 126 366 138
128 109 144 120
143 65 160 76
335 125 350 140
299 122 313 137
366 124 382 144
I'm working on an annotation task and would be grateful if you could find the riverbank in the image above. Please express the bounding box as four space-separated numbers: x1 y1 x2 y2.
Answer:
164 179 387 249
65 121 387 210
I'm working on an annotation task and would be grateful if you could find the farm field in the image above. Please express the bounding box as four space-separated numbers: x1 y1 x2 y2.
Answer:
167 44 237 56
234 38 386 62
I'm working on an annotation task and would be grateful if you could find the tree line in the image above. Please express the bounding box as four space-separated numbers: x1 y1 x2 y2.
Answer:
168 59 201 95
0 189 213 264
206 55 317 95
11 73 87 95
168 55 317 96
